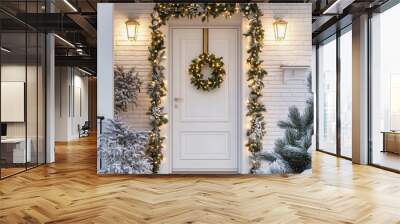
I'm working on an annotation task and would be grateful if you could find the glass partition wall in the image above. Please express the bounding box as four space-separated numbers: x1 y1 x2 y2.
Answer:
316 26 353 159
317 35 337 155
370 3 400 171
339 28 352 158
0 3 46 179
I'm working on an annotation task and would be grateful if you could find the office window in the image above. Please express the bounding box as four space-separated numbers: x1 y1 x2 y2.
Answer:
340 28 352 158
371 3 400 171
318 36 337 154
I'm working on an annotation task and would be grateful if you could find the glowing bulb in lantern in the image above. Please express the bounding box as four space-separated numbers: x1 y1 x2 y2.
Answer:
273 18 288 41
125 19 140 41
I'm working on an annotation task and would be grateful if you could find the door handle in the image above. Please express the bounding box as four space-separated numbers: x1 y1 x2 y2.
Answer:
174 97 182 102
174 97 182 109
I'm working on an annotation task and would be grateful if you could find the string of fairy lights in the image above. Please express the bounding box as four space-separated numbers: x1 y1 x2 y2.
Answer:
147 3 267 173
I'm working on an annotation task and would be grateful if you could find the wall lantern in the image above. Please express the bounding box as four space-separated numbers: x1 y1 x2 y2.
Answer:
126 19 140 41
273 18 288 41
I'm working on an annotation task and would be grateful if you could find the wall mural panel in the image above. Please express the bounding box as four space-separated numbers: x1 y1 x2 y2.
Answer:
97 3 313 175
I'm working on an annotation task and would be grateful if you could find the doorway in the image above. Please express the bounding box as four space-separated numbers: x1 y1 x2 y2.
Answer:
171 27 240 172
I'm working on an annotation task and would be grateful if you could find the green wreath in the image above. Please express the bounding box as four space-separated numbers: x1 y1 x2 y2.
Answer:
188 53 226 91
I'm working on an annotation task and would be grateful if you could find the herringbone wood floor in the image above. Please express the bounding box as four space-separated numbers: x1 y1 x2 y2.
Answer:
1 136 400 224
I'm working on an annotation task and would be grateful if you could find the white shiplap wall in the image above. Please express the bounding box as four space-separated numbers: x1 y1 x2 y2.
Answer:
113 3 312 152
114 4 154 130
258 4 312 149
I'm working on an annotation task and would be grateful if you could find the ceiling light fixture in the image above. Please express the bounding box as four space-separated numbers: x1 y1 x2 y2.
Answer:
1 47 11 53
322 0 345 14
78 67 93 76
63 0 78 12
76 48 84 55
54 34 75 48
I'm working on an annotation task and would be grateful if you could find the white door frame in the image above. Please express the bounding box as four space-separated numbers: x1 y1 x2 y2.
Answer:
166 23 244 174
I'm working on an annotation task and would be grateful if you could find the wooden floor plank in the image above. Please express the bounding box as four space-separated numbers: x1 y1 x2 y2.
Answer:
1 136 400 223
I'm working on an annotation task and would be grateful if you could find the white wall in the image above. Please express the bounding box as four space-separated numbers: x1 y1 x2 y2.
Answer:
55 67 69 141
55 67 89 141
113 3 153 130
109 3 312 173
97 3 115 122
70 73 89 138
259 4 312 149
46 32 56 163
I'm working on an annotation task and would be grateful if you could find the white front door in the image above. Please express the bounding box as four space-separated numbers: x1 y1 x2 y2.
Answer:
171 28 239 172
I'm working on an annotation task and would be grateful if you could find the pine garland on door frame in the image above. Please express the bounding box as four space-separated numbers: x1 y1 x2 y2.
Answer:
147 3 267 173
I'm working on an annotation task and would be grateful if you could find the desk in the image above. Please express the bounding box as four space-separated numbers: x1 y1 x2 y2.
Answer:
1 138 31 163
382 131 400 154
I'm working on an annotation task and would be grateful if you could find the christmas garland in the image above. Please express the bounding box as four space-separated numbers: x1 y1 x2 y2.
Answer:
242 4 268 173
148 3 267 173
188 53 226 91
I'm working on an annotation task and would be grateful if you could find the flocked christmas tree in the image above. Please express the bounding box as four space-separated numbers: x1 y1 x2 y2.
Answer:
257 75 313 174
98 119 152 174
114 65 142 115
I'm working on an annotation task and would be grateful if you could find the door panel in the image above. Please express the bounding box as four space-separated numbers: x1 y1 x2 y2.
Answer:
180 131 230 160
172 28 239 172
